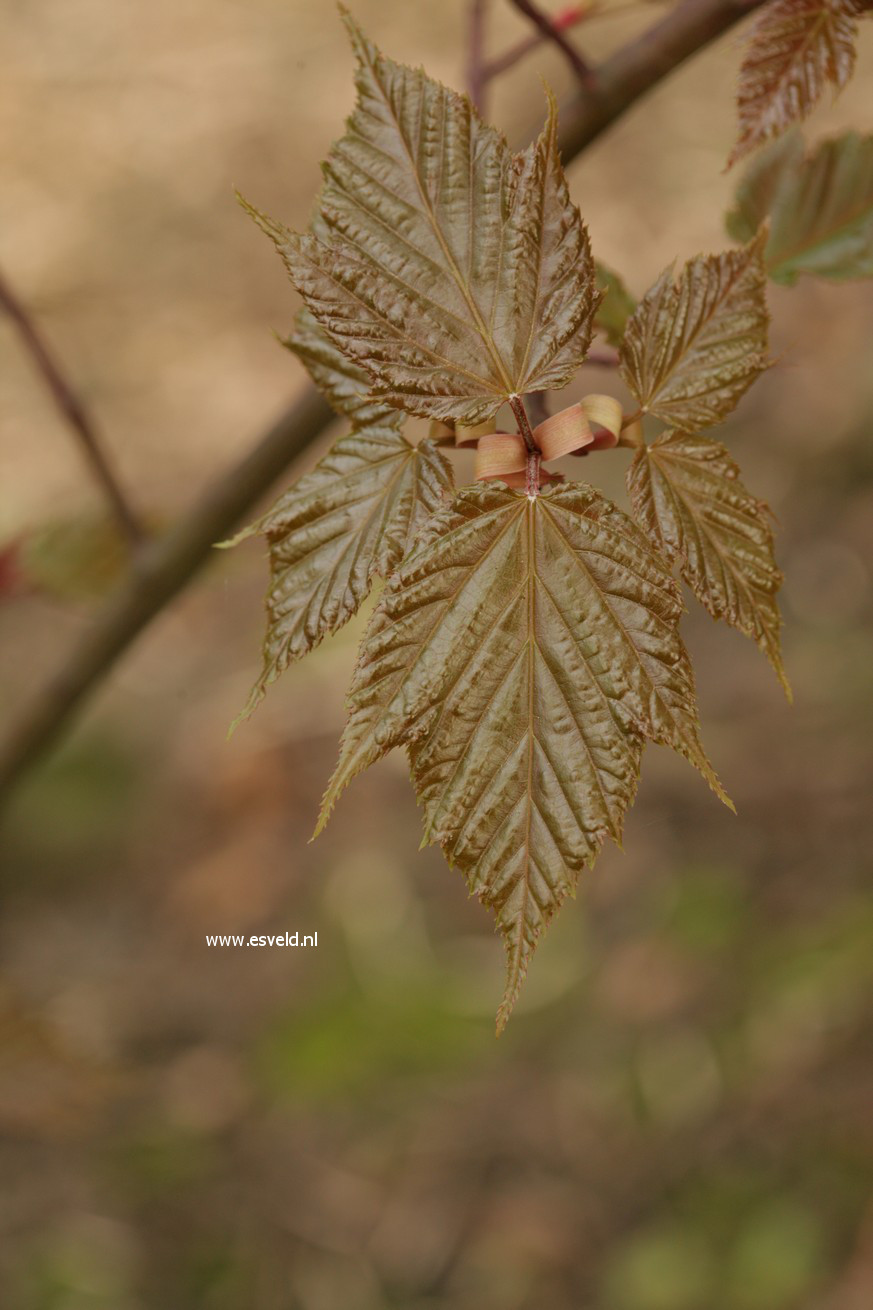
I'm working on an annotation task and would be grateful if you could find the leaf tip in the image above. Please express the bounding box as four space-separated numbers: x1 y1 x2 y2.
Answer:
215 522 259 550
747 221 771 268
339 3 370 61
494 920 538 1036
539 79 559 125
237 194 293 252
773 657 793 704
724 142 745 173
226 692 259 741
312 786 336 842
312 750 357 842
494 984 518 1037
494 961 526 1035
715 775 737 814
689 738 735 814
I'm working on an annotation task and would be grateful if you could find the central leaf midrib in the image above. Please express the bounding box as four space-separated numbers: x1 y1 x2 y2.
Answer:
277 447 419 630
542 499 702 766
360 41 515 394
650 452 779 623
511 496 538 1001
656 447 776 540
647 250 759 405
299 241 502 394
760 8 836 115
323 159 488 342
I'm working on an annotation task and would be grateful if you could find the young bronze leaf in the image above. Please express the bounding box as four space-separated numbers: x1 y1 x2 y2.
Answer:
285 308 404 429
727 130 873 283
627 431 789 697
239 426 452 716
496 91 598 398
316 482 730 1030
619 235 769 431
729 0 862 166
243 14 596 423
285 202 404 428
594 261 636 346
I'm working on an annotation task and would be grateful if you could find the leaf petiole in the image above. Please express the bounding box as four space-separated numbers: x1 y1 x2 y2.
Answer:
509 394 542 497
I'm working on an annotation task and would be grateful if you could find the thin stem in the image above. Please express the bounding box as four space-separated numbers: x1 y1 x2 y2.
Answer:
0 267 145 549
525 451 542 496
509 0 597 89
468 0 489 113
483 1 666 81
509 395 542 496
509 394 538 454
483 3 589 80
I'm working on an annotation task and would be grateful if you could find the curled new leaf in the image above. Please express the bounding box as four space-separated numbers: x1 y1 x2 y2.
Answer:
619 235 770 431
729 0 863 166
727 130 873 283
627 431 790 697
243 12 597 424
235 426 452 718
317 482 730 1029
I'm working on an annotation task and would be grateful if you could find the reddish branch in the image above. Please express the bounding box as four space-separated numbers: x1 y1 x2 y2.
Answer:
509 0 597 88
0 0 765 803
483 4 591 81
0 267 145 549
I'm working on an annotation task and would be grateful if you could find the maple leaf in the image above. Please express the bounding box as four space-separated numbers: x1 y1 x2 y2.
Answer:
286 308 404 429
729 0 863 166
619 235 770 432
232 426 452 718
627 431 790 698
727 130 873 283
316 482 731 1030
242 11 597 424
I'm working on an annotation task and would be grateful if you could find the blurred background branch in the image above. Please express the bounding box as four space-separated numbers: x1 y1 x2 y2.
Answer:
0 267 145 550
480 1 590 100
509 0 597 88
0 386 333 797
0 0 763 805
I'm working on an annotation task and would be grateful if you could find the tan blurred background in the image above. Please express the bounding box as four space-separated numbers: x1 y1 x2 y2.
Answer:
1 1 873 1306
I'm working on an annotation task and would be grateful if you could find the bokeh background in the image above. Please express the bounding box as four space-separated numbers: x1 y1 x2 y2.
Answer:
2 1 872 1306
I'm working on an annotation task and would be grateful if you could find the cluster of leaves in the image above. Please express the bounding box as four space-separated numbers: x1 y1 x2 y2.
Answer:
237 9 871 1029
